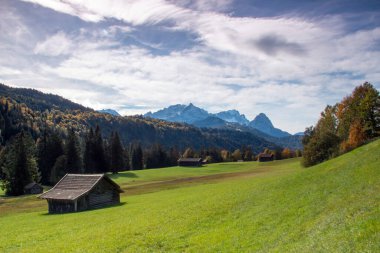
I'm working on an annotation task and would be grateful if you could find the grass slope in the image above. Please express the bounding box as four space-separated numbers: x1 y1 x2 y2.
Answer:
0 140 379 252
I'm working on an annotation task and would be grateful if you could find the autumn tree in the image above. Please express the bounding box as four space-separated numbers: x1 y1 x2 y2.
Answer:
231 149 242 161
302 105 340 167
182 148 194 158
220 149 231 162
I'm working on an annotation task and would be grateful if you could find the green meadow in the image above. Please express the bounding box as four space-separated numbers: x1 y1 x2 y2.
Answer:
0 140 379 252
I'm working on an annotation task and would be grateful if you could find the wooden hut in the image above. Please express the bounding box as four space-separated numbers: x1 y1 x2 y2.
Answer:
39 174 123 214
24 182 43 194
258 153 274 162
178 158 203 167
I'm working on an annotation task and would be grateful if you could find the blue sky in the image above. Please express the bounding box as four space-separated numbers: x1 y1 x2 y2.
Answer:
0 0 379 133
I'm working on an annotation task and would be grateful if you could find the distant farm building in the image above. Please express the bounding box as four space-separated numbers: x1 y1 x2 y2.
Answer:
39 174 123 214
258 153 274 162
24 182 43 194
178 158 203 167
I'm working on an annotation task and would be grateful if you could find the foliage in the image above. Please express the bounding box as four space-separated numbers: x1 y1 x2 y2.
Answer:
65 128 82 173
0 132 40 196
37 130 64 184
303 82 380 167
231 149 242 161
109 131 125 173
130 143 143 170
182 148 195 158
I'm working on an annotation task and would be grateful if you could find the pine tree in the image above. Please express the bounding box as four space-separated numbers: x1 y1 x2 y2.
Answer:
65 128 82 173
110 131 124 173
84 128 95 173
94 125 107 172
0 132 40 196
37 128 64 185
130 143 143 170
37 128 49 184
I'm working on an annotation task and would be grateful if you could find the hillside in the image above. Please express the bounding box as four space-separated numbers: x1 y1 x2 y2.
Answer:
0 139 378 252
0 92 278 152
0 83 91 112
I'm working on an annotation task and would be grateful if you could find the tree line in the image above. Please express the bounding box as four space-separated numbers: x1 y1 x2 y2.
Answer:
0 94 300 196
302 82 380 167
181 146 301 162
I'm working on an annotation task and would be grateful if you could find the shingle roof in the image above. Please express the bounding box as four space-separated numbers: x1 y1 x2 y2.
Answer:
39 174 123 201
178 158 203 162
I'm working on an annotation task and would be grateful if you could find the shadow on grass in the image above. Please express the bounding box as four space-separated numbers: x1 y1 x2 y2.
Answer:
110 172 138 179
39 202 127 216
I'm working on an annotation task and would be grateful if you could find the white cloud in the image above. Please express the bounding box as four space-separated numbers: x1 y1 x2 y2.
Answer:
1 0 379 134
34 31 73 56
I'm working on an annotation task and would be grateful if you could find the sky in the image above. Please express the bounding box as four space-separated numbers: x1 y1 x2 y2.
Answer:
0 0 379 134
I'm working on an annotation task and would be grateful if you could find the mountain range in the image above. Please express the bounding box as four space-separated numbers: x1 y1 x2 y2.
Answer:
0 83 286 153
144 103 293 138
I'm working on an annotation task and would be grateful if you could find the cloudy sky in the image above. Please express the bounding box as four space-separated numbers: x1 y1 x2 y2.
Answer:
1 0 379 133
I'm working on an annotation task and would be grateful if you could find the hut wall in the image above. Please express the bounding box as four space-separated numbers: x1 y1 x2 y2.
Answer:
178 161 201 167
258 156 273 162
87 179 120 209
48 200 75 214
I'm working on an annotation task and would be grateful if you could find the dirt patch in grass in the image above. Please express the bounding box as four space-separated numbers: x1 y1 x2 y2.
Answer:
123 165 277 195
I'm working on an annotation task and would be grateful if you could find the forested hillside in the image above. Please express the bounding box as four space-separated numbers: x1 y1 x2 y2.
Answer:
0 84 283 195
0 84 91 112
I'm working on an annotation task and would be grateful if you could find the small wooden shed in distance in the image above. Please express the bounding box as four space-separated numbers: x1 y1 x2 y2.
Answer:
178 158 203 167
39 174 123 214
258 153 274 162
24 182 43 194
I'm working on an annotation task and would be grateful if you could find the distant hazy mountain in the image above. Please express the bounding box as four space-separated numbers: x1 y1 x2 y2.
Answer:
294 132 305 136
249 113 291 138
145 103 294 139
98 109 121 116
193 116 228 128
214 110 249 125
145 103 209 123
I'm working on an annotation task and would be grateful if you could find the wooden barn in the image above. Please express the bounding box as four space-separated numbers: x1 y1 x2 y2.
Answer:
258 153 274 162
24 182 43 194
39 174 123 214
178 158 203 167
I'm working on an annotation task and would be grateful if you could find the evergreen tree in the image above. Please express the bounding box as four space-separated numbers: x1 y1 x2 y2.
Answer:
0 132 40 196
84 127 95 173
110 131 125 173
145 144 168 169
50 155 67 184
37 129 64 185
94 125 107 172
130 143 143 170
65 128 82 173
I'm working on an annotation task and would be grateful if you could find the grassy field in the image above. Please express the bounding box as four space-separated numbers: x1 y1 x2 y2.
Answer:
0 140 379 252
